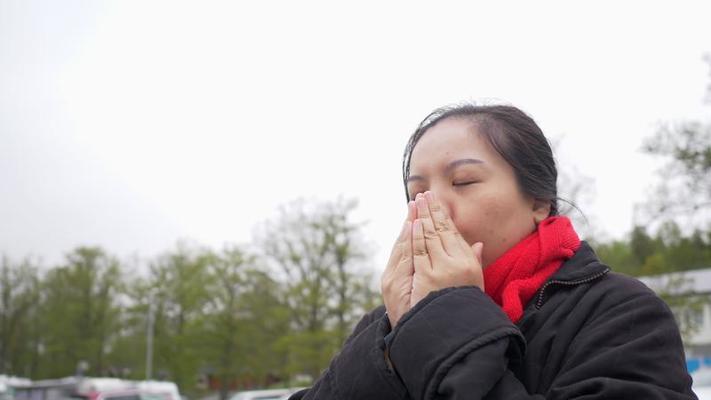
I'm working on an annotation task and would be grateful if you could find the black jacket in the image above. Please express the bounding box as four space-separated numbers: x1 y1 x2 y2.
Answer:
291 242 696 399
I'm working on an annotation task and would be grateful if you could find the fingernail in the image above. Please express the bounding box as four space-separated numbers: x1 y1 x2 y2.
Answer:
425 191 433 201
415 192 423 200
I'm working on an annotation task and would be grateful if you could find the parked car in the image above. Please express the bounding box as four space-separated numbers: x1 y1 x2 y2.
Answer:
13 376 82 400
75 378 132 398
135 381 181 400
229 389 290 400
13 377 181 400
0 382 11 400
89 388 173 400
276 388 306 400
77 379 181 400
0 375 32 400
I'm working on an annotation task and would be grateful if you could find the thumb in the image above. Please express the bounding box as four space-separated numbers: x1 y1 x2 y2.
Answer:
471 242 484 266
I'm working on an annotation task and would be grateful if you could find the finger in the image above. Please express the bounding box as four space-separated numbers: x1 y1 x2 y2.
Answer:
416 196 448 260
414 194 437 242
398 220 414 275
389 204 416 278
384 220 408 274
425 191 462 256
414 192 430 220
412 219 432 272
472 242 484 266
471 242 485 290
388 204 415 267
407 200 416 222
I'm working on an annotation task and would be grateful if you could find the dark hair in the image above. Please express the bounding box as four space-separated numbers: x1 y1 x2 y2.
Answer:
402 103 559 216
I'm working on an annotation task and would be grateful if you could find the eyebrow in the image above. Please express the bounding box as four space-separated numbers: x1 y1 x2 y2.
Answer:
444 158 484 174
407 158 484 183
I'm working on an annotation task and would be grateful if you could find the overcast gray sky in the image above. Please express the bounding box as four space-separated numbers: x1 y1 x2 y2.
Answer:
1 1 710 273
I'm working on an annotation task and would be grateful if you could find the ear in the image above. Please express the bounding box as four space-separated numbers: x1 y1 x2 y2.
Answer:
532 199 551 224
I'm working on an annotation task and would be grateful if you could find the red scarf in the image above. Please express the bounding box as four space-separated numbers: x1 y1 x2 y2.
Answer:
483 216 580 323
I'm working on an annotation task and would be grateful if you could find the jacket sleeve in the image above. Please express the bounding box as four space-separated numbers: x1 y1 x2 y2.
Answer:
386 286 526 400
484 280 696 399
290 305 408 400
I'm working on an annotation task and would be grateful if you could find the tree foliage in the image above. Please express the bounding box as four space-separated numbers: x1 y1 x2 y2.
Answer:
0 256 40 376
596 222 711 277
38 247 123 378
0 198 377 396
258 198 376 379
597 56 711 275
640 122 711 229
637 56 711 231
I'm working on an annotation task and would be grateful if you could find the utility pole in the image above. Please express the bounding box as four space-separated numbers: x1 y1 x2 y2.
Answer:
146 292 156 380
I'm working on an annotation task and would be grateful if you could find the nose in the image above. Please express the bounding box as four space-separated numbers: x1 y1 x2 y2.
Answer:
428 186 455 221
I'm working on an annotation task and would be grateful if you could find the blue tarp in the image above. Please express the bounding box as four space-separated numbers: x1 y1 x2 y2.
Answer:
689 359 701 373
686 357 711 373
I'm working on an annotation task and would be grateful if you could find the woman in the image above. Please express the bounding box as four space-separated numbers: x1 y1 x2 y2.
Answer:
290 104 696 399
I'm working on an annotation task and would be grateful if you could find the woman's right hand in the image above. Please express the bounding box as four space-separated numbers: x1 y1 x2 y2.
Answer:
381 201 416 328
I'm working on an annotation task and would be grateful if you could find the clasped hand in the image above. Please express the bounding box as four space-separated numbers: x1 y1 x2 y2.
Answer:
381 191 484 328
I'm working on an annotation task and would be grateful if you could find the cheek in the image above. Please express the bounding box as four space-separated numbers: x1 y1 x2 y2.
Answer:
451 191 534 260
451 193 504 245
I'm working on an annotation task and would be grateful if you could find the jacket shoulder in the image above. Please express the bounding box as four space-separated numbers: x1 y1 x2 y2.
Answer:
550 242 668 310
593 271 671 307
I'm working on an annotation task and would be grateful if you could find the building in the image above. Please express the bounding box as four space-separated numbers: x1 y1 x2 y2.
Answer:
639 268 711 373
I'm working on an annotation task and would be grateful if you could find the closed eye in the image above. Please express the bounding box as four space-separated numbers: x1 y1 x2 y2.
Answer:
453 181 477 186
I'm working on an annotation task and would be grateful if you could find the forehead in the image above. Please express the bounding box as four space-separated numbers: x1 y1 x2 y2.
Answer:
410 117 496 170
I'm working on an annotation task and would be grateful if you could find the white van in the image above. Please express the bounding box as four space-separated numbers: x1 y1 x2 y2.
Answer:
136 381 181 400
229 389 289 400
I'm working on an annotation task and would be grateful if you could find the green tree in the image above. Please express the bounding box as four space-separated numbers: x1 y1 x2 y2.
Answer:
39 247 123 378
596 222 711 277
147 242 213 394
639 56 711 230
227 267 291 388
640 121 711 229
0 256 41 376
595 240 639 276
105 276 152 380
258 198 376 380
200 246 289 398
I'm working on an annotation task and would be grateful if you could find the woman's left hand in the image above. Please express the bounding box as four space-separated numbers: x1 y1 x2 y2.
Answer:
410 191 485 308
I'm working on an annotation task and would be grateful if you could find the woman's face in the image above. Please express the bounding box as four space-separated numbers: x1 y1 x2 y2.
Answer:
407 117 550 267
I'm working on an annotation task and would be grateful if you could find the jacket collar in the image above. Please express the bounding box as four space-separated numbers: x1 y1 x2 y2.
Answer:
529 241 611 312
548 241 610 283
